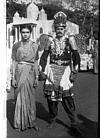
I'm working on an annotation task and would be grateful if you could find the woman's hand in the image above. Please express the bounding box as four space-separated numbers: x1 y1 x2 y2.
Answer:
38 65 42 72
33 77 39 88
11 78 17 88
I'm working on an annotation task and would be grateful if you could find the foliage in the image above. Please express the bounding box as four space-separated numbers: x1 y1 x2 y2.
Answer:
6 1 27 24
6 0 99 39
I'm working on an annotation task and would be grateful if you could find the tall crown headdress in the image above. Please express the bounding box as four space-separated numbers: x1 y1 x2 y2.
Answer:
54 11 67 28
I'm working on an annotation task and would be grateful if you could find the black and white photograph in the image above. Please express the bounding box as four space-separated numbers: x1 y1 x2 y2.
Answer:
4 0 99 138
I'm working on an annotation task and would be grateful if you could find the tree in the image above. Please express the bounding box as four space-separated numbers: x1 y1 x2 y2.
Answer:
62 0 99 38
6 1 27 24
6 0 98 39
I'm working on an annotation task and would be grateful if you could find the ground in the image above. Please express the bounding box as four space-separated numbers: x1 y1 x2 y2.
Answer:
7 71 98 138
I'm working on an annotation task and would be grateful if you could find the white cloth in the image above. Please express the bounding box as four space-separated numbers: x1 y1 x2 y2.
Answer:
44 64 73 90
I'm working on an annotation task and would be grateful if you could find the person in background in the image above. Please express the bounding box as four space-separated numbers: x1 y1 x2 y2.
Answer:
39 11 82 134
11 24 40 131
93 40 98 74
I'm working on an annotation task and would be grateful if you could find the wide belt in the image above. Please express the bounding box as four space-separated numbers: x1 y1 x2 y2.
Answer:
50 60 70 66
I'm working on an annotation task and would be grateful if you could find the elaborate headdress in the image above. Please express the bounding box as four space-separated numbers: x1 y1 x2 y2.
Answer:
54 11 67 28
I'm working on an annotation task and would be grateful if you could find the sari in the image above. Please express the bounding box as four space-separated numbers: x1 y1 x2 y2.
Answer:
12 40 38 130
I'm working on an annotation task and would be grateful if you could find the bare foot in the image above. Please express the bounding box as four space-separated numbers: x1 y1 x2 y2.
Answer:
33 125 40 131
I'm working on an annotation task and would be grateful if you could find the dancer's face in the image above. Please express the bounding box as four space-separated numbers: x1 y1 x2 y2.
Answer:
56 26 65 38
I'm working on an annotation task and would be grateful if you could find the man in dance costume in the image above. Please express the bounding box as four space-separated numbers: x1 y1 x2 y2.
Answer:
39 11 82 135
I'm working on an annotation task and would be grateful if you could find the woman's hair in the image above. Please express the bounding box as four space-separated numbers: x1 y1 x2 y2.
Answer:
20 24 32 33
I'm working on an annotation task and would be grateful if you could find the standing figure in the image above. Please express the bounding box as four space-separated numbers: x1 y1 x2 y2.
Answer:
11 24 39 131
39 11 81 132
93 40 98 74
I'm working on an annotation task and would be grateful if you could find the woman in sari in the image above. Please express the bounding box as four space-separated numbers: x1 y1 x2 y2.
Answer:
11 24 39 131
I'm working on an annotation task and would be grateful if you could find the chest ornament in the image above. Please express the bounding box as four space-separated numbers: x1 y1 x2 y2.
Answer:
51 40 66 57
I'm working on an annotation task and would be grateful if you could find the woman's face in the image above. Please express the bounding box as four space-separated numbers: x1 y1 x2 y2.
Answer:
21 28 31 41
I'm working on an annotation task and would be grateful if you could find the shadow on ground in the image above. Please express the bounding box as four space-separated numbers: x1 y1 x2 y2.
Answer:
6 100 98 138
78 114 98 138
6 99 50 128
6 99 15 128
36 101 50 123
68 114 98 138
56 118 70 129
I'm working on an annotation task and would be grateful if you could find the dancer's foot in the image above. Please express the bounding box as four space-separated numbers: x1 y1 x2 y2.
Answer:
15 128 21 132
47 120 56 129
